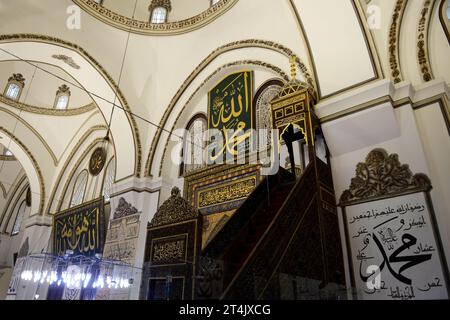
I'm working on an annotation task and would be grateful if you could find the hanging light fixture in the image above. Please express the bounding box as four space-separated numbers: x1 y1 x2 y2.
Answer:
18 251 138 292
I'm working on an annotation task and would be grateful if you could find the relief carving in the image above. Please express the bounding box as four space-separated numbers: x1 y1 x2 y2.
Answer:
340 149 431 204
149 187 198 227
113 197 140 219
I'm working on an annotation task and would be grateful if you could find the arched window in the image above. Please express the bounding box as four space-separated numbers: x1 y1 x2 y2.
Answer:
102 158 115 202
4 74 25 101
151 7 167 23
211 0 220 6
254 80 283 151
183 115 207 175
70 170 88 207
54 84 71 110
4 148 13 156
149 0 171 23
12 201 26 236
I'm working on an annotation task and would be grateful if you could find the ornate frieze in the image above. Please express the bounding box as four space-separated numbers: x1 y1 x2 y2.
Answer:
417 0 436 82
388 0 408 83
198 177 257 209
72 0 238 36
0 93 96 116
340 149 431 205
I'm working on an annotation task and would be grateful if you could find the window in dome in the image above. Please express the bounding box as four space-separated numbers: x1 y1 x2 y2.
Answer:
54 84 71 110
4 74 25 101
151 7 167 23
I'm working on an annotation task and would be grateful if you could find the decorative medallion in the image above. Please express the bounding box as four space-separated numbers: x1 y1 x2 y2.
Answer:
340 148 431 205
89 147 107 176
149 187 198 227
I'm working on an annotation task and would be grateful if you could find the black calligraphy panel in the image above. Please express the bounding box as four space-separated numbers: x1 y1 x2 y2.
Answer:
53 198 105 257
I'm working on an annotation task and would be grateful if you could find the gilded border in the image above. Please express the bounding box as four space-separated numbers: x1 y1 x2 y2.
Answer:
417 0 437 82
0 94 96 116
389 0 409 83
55 138 104 213
72 0 239 36
0 182 6 198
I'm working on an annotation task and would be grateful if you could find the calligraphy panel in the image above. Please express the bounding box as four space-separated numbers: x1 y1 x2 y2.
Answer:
208 71 253 162
344 192 449 300
53 198 105 257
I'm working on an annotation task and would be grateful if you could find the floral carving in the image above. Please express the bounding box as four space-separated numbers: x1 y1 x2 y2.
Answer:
52 54 81 69
8 73 25 86
340 149 431 204
113 197 140 219
149 187 198 227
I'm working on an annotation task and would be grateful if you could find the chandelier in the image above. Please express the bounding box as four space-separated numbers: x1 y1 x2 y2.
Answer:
18 251 136 291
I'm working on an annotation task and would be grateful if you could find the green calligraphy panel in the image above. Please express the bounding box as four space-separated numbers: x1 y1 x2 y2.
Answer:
53 198 105 257
208 71 253 162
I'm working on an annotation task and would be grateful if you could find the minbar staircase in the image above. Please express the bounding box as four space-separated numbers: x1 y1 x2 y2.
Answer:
199 157 345 300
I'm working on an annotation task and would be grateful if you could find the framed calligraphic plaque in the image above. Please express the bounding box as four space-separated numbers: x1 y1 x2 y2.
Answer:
340 149 449 300
53 197 106 257
207 71 253 163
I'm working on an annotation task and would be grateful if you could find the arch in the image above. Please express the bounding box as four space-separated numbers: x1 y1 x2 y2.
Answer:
55 138 104 213
253 78 284 151
11 200 26 235
0 128 44 215
440 0 450 43
144 39 315 177
156 60 290 177
416 0 437 82
0 106 58 165
45 125 108 214
0 174 27 231
0 34 141 180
